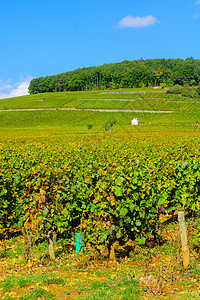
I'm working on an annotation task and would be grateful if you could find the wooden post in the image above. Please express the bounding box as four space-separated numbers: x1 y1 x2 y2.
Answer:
22 225 27 242
23 232 32 262
110 244 116 260
47 231 55 260
177 208 190 269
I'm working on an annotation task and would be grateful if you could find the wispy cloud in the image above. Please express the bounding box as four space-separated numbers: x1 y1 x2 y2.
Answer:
0 79 12 92
193 1 200 19
118 15 158 29
0 76 33 99
193 14 200 19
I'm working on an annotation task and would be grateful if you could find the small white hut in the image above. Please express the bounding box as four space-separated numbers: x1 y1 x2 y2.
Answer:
131 118 139 125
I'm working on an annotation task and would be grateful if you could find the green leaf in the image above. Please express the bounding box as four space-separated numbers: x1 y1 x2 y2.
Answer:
13 174 21 184
0 189 7 196
135 236 146 245
116 230 123 239
113 186 123 197
119 207 128 217
115 176 124 186
135 220 141 227
157 192 168 206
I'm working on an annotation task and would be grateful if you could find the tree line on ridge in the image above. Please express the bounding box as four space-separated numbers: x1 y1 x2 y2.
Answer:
28 57 200 94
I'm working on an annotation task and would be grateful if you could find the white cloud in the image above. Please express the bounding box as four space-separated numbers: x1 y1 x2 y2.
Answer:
195 1 200 5
0 76 33 99
119 15 158 28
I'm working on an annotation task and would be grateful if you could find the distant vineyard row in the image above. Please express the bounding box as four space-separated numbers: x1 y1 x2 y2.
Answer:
0 133 199 249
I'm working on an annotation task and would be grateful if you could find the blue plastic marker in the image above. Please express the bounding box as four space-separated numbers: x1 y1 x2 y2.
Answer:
76 232 84 254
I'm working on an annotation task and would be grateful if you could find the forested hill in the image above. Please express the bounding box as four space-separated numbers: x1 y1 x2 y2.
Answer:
28 57 200 94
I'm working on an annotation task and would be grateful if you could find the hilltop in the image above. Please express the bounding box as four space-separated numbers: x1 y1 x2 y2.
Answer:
28 57 200 94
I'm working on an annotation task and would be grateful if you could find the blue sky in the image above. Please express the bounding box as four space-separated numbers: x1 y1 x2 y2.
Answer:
0 0 200 98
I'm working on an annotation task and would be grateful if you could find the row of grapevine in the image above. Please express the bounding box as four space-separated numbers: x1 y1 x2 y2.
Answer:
0 133 199 251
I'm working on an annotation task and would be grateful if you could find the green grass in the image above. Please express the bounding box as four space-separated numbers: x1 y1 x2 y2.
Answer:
72 267 141 300
0 233 200 299
1 276 16 293
0 259 141 299
77 279 141 300
20 287 54 300
0 273 66 292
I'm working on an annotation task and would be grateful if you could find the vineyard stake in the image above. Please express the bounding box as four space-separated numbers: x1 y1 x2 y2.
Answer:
23 232 32 262
76 232 84 254
47 230 55 260
177 207 190 269
22 225 27 242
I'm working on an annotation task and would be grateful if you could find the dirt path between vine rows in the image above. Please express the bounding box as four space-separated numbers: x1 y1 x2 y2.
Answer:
0 107 174 113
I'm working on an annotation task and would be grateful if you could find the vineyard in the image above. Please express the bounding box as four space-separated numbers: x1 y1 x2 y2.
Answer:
0 88 200 299
0 132 200 248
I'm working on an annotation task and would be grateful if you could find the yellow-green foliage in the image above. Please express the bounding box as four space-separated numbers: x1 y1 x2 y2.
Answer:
0 88 199 249
0 132 199 248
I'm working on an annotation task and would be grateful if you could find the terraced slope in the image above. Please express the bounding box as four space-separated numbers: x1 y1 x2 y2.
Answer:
0 88 199 137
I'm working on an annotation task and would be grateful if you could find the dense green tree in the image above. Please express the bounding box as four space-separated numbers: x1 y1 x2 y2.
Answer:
28 58 200 94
